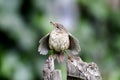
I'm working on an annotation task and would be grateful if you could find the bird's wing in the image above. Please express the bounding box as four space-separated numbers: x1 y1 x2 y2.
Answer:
68 33 81 55
38 33 50 55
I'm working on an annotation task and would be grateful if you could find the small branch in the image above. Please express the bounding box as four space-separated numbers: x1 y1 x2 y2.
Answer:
43 56 62 80
67 57 102 80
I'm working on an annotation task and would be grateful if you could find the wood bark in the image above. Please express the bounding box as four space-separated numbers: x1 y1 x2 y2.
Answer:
67 57 102 80
43 56 102 80
43 56 62 80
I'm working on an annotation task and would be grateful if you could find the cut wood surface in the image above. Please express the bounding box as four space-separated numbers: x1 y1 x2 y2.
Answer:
43 56 102 80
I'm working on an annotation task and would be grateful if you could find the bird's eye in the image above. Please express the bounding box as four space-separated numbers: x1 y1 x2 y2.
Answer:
56 26 59 28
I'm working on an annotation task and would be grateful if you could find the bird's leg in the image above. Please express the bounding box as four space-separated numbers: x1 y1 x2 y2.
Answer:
50 51 57 60
56 51 65 63
65 51 74 62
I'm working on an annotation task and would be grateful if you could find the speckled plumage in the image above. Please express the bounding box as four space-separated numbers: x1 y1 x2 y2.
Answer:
49 29 69 52
38 22 81 62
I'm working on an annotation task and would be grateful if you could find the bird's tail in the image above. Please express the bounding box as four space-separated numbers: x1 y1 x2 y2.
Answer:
54 52 65 63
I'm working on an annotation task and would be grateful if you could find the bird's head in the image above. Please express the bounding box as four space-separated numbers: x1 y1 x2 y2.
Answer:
50 21 67 33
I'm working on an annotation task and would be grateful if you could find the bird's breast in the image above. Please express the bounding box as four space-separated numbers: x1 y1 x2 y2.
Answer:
49 31 69 52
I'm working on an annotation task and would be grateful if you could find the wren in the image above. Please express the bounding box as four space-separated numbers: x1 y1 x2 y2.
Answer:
38 21 81 62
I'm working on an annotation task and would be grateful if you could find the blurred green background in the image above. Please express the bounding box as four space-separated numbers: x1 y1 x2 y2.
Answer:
0 0 120 80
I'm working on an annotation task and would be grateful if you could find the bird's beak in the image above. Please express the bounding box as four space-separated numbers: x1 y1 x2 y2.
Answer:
50 21 56 28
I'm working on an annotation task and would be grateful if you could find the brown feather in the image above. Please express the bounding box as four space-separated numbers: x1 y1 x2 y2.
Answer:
69 33 81 55
38 33 50 55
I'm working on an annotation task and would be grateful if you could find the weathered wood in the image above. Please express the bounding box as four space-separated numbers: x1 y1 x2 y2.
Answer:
43 56 62 80
43 56 102 80
67 57 102 80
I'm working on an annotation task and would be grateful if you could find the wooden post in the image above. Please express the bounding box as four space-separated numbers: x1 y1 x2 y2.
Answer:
43 56 62 80
43 56 102 80
67 57 102 80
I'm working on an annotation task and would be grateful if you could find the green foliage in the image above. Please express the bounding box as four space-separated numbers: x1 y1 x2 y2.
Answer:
0 0 120 80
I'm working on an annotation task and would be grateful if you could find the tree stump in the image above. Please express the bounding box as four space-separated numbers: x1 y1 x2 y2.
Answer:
43 56 102 80
67 57 102 80
43 56 62 80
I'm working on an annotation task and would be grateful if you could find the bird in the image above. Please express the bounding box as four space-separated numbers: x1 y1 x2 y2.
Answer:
38 21 81 62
